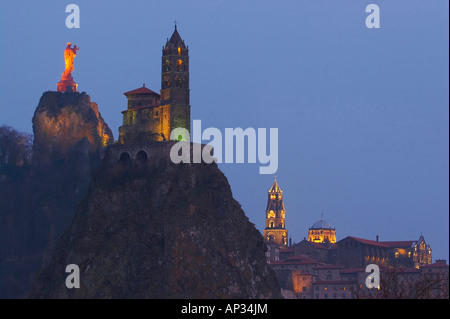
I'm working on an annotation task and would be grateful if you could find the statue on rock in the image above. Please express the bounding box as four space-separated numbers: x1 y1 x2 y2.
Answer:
57 43 79 93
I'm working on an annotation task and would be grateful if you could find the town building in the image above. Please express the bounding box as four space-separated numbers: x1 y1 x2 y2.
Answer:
335 235 432 269
261 179 448 298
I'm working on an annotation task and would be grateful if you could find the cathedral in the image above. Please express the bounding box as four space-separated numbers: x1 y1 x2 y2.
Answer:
119 25 190 144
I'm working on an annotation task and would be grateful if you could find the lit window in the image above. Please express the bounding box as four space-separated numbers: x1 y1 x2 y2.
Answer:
165 59 170 71
395 252 399 258
178 47 181 55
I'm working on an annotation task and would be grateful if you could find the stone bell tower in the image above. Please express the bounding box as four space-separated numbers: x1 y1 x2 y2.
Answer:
264 178 288 247
160 25 190 141
118 25 191 144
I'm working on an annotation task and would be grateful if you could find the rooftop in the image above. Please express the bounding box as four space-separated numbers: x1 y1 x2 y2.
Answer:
343 236 416 248
123 85 160 96
310 217 334 230
422 262 449 269
313 280 356 285
269 178 282 193
272 254 324 266
166 26 187 49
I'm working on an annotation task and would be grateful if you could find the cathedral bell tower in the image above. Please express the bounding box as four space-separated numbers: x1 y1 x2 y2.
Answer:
160 25 190 141
264 178 288 247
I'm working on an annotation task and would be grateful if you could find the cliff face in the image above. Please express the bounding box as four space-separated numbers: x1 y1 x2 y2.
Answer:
30 146 282 298
32 91 113 165
0 136 99 298
0 91 112 298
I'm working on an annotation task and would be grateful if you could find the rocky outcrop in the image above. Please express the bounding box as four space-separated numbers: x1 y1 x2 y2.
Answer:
0 138 98 298
0 91 113 298
32 91 113 165
30 145 282 299
4 91 282 299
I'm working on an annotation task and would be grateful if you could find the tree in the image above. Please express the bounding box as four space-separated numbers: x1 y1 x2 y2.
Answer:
354 267 449 299
0 125 33 170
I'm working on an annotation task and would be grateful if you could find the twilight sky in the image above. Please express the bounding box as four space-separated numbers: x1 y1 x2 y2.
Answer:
0 1 448 261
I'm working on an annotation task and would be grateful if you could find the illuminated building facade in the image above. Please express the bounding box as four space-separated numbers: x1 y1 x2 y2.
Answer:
307 215 336 244
336 235 432 269
119 26 190 144
272 238 444 299
160 25 190 139
412 235 432 268
264 178 288 247
263 183 444 298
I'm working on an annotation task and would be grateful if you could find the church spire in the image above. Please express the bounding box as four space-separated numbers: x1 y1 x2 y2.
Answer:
269 177 281 193
166 24 186 49
264 178 288 247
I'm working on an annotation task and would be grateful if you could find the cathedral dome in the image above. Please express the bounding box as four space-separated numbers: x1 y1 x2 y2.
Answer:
311 217 333 230
308 215 336 244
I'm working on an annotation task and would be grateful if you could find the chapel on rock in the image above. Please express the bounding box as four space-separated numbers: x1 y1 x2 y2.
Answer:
119 25 190 144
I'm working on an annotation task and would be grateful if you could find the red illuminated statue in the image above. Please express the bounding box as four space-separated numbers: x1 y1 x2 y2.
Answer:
57 43 79 92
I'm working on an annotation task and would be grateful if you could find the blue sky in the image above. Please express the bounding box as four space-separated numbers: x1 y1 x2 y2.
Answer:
1 0 448 261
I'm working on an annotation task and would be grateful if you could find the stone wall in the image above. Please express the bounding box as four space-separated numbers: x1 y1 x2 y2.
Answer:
101 141 214 165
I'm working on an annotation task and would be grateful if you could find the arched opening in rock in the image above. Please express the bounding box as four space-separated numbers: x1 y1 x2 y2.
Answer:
119 152 131 166
135 150 148 169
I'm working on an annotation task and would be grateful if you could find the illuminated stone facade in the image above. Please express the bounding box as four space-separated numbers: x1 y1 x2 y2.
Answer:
264 179 288 247
262 184 443 298
307 216 336 244
335 235 432 269
272 241 445 299
119 86 163 143
412 235 433 268
160 25 190 137
119 26 190 144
